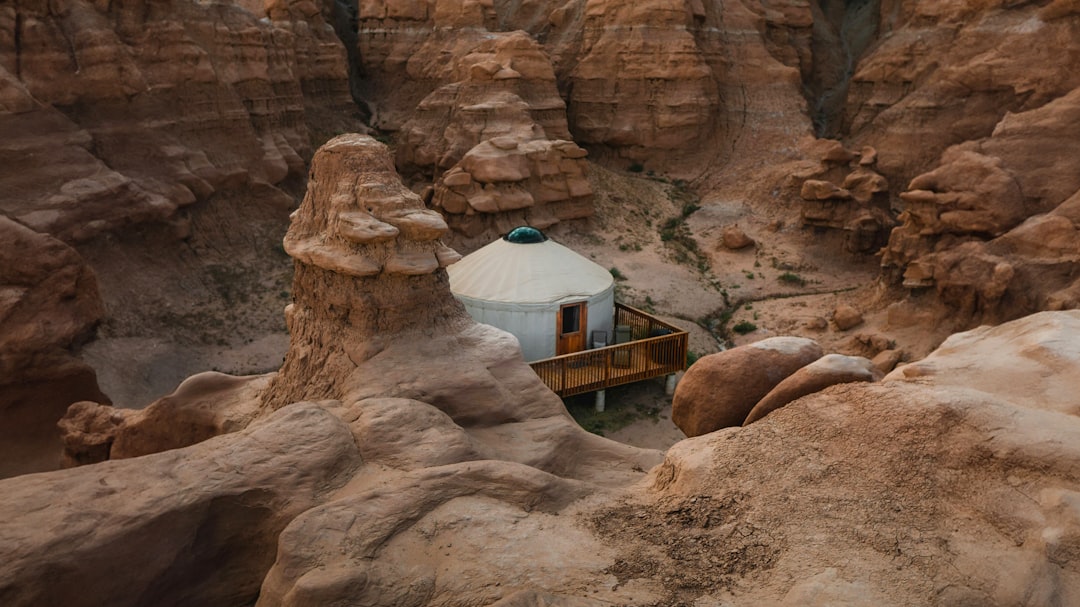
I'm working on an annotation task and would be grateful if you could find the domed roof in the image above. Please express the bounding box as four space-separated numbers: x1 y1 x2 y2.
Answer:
448 230 614 304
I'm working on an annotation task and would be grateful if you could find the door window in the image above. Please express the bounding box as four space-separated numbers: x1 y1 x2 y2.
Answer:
561 304 581 335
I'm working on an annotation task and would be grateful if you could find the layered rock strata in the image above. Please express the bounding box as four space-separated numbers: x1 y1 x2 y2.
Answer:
394 31 595 249
264 134 467 407
1 0 358 241
881 86 1080 327
796 139 893 253
356 0 810 173
845 1 1080 184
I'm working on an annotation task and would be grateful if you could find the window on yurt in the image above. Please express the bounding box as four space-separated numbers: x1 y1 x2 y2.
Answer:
561 303 582 335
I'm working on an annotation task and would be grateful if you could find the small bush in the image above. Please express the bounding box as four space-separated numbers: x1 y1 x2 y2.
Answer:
732 320 758 335
681 202 701 217
778 272 806 286
610 267 627 281
744 271 755 280
628 162 645 173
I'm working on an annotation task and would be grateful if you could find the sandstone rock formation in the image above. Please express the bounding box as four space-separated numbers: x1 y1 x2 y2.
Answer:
796 139 893 253
646 311 1080 605
36 133 662 606
393 31 595 250
831 303 864 331
880 86 1080 328
58 372 269 466
356 0 811 174
1 0 366 476
0 217 107 478
11 126 1080 606
355 17 596 248
720 224 755 250
845 1 1080 185
672 336 824 436
1 0 359 242
743 353 882 425
1 403 362 607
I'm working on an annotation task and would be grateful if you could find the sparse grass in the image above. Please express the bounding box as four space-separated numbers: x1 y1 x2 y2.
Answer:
565 390 662 436
778 272 806 286
744 270 755 280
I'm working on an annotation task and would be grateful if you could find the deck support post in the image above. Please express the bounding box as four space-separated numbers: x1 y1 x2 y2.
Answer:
665 373 677 396
595 389 606 412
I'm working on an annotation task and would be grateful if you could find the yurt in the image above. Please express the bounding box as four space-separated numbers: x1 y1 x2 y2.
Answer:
447 227 615 362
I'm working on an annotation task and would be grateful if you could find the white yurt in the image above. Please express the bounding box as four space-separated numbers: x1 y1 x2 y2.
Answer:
447 226 615 362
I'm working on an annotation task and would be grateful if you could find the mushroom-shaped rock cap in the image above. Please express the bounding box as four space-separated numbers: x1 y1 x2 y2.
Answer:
283 134 459 277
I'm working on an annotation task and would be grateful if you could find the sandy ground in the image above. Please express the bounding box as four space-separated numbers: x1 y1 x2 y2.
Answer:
605 399 687 452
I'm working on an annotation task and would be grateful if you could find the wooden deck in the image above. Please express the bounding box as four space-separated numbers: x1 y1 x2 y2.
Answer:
529 303 688 397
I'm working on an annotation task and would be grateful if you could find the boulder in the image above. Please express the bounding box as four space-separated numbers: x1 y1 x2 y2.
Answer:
672 336 824 436
720 225 755 250
832 304 864 331
870 349 904 373
743 354 883 425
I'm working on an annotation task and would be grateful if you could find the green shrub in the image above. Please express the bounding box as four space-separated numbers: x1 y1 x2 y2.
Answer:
732 320 758 334
778 272 806 286
628 162 645 173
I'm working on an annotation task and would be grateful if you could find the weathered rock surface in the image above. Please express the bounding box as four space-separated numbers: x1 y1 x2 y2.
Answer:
0 402 361 607
643 312 1080 605
672 336 824 436
13 127 1080 607
743 353 882 425
0 217 107 479
720 224 755 250
1 0 365 476
1 0 359 242
356 0 810 174
796 139 893 253
845 1 1080 185
41 133 663 606
881 86 1080 328
58 372 269 466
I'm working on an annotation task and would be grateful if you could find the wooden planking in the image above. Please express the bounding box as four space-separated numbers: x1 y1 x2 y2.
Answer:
530 304 688 397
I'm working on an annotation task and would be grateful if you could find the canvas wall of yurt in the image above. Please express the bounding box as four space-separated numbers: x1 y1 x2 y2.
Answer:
447 227 615 362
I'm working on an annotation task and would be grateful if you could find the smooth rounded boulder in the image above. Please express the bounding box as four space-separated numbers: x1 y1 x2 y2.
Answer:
743 354 883 425
672 336 824 437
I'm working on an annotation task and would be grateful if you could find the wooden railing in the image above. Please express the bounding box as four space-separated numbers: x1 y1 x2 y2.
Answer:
529 303 688 397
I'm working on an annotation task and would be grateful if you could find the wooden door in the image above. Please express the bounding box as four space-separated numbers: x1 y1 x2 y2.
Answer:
556 302 588 355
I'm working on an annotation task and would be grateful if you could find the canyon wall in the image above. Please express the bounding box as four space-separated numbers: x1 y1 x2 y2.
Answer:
0 0 363 476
